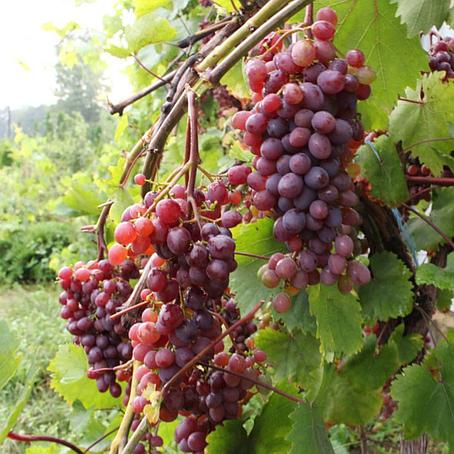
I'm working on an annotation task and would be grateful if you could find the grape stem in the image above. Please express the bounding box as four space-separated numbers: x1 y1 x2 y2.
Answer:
405 175 454 186
397 96 424 105
95 200 114 261
7 432 83 454
303 3 313 38
177 17 235 48
131 53 171 84
199 362 305 404
208 0 313 83
235 251 270 260
83 427 119 453
109 70 177 116
402 203 454 250
120 417 149 454
110 361 140 454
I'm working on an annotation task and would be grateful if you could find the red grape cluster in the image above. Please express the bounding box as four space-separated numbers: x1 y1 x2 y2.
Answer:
57 260 138 396
406 158 432 203
429 37 454 79
103 179 264 452
232 6 373 304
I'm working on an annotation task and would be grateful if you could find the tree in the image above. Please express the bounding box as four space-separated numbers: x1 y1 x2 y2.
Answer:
2 1 454 453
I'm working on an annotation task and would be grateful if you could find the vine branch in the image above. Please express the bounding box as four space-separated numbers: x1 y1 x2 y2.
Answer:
8 432 83 454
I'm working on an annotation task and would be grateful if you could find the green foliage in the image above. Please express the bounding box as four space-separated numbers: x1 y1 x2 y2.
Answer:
389 72 454 175
230 219 285 312
126 13 177 53
0 321 21 391
207 383 299 454
416 252 454 290
391 0 452 37
308 285 363 356
287 403 334 454
355 135 409 206
315 0 427 129
0 364 38 444
0 222 76 285
359 252 413 323
255 328 322 394
408 187 454 251
391 338 454 448
48 344 119 409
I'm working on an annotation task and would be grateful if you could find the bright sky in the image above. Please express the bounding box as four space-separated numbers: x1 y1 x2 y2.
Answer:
0 0 131 109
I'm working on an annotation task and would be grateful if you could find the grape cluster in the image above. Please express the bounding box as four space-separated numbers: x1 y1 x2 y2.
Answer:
406 158 432 203
57 259 138 396
104 178 263 452
429 37 454 79
232 7 373 304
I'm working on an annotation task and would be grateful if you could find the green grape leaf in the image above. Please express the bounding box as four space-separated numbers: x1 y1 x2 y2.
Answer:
230 218 285 313
114 113 129 142
0 364 38 444
48 344 119 409
416 253 454 290
255 328 322 393
308 285 363 356
359 252 413 323
126 13 176 53
436 289 453 312
25 447 59 454
213 0 241 13
134 0 171 17
391 0 451 37
355 135 409 206
272 290 316 335
389 72 454 175
391 340 454 446
247 383 298 454
408 187 454 251
315 365 382 425
207 420 249 454
315 0 427 129
105 44 130 58
389 325 424 364
0 320 21 391
287 403 335 454
220 61 249 100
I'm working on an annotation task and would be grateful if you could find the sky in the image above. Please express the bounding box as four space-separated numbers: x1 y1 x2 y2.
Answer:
0 0 131 109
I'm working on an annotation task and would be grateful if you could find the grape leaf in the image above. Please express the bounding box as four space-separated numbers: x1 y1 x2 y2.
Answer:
408 187 454 251
391 0 451 37
388 325 424 364
207 420 249 454
247 383 298 454
308 285 363 356
230 218 285 313
359 252 413 323
114 113 129 142
355 135 409 206
213 0 241 13
436 289 453 312
48 344 119 409
255 328 322 393
391 340 454 446
389 72 454 175
25 447 59 454
0 364 38 444
134 0 171 17
315 365 382 425
315 0 427 129
0 320 21 391
272 290 316 335
287 403 335 454
220 61 249 100
416 253 454 290
126 13 176 53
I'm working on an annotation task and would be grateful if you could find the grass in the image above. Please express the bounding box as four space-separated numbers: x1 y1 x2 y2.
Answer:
0 285 74 454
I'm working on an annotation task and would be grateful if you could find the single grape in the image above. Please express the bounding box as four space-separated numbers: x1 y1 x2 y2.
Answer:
312 20 336 41
291 39 316 67
272 293 292 313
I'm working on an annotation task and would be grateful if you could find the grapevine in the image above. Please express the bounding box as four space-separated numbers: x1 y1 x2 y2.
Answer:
6 1 454 454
